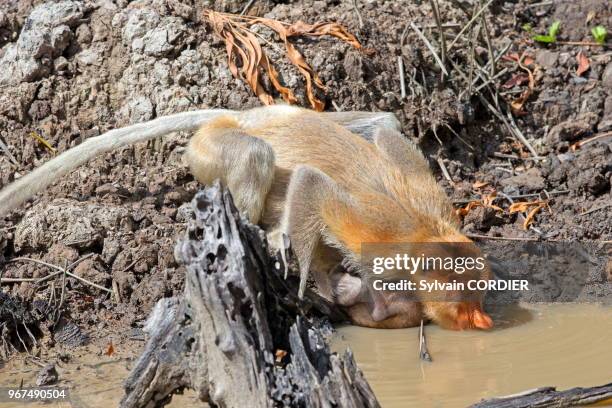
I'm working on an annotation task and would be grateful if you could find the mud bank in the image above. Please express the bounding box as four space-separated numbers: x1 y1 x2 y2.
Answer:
0 0 610 366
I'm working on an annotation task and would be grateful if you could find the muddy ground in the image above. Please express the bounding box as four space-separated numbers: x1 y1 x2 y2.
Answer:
0 0 610 358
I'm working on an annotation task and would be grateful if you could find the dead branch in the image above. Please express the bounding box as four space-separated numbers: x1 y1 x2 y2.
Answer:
470 382 612 407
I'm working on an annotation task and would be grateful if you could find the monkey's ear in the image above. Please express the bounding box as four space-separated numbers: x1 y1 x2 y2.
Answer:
373 128 430 174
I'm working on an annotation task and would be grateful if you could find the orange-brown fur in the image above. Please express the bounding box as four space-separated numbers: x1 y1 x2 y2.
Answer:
188 106 493 330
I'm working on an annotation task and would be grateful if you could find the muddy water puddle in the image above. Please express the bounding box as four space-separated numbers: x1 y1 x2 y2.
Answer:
333 303 612 407
0 353 204 408
0 304 609 407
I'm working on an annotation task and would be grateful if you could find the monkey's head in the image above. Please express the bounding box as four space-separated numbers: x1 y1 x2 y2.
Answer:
330 239 493 330
323 193 493 330
415 239 493 330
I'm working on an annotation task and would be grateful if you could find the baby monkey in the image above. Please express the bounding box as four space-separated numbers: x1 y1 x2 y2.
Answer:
0 105 493 330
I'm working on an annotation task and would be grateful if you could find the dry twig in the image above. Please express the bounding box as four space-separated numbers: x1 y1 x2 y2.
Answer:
411 22 449 76
419 320 432 362
8 257 112 294
429 0 447 76
447 0 494 52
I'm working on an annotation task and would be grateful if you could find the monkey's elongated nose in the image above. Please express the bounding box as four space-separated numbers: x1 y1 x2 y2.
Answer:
472 309 493 330
455 303 493 330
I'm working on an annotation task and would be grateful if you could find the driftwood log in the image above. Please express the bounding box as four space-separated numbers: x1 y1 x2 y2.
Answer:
470 382 612 408
121 182 379 408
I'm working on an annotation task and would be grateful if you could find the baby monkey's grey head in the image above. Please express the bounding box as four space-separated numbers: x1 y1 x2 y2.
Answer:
330 259 425 329
330 243 494 330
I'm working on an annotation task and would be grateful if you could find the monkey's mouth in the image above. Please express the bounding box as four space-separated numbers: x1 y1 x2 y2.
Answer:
431 302 494 330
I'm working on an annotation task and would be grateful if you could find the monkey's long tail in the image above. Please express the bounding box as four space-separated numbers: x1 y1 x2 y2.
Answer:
0 109 237 218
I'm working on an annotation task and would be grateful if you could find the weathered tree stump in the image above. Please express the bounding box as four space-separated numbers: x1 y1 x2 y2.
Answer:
470 382 612 408
121 182 379 408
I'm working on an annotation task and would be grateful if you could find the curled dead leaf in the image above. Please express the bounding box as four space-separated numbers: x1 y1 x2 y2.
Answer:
275 349 287 363
456 200 481 216
504 52 536 114
457 195 550 230
503 52 534 66
502 73 529 89
456 192 503 216
508 200 550 230
472 180 489 189
576 51 590 77
202 10 361 111
105 341 115 356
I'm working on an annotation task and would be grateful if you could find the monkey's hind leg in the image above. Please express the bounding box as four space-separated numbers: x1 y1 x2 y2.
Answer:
186 119 275 224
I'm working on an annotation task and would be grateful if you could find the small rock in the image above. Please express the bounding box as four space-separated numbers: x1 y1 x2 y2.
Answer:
28 100 51 120
569 75 587 85
72 257 110 294
75 45 104 67
46 243 79 266
127 96 154 122
0 1 83 85
343 51 364 81
54 56 69 71
96 183 119 195
535 50 559 70
164 188 191 205
500 168 546 192
556 153 575 163
121 9 159 47
463 206 505 231
101 237 121 265
75 23 92 44
546 119 594 145
54 318 89 347
567 168 609 195
142 20 185 57
598 96 612 132
558 52 571 67
36 364 58 386
167 0 194 20
602 62 612 89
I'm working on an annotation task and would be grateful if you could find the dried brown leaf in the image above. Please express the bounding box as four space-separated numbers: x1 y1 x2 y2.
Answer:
508 200 549 230
105 340 115 356
202 10 361 111
522 205 542 230
456 200 481 216
275 349 287 363
503 52 537 114
502 73 529 89
576 51 590 77
508 201 545 213
510 55 535 114
503 52 534 66
456 192 503 216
